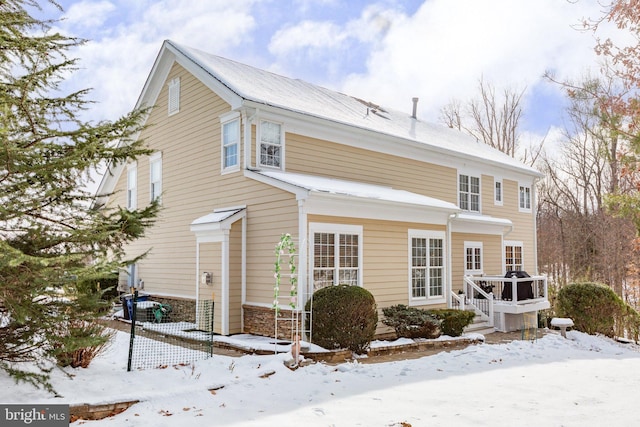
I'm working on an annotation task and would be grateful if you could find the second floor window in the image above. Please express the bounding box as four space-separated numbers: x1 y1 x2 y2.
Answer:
259 120 282 169
519 185 531 211
495 180 502 205
222 119 239 170
127 164 137 210
150 153 162 202
459 174 480 212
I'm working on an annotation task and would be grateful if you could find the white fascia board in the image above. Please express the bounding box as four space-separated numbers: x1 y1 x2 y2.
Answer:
190 209 246 239
242 100 542 182
166 41 243 110
450 213 513 235
243 169 309 200
303 192 455 225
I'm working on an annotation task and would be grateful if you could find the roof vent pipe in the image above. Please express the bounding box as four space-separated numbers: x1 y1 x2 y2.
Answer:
411 97 419 119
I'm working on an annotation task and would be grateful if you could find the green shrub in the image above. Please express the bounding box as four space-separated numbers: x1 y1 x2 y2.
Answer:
305 284 378 354
428 309 476 337
53 321 113 368
381 305 441 339
556 282 623 337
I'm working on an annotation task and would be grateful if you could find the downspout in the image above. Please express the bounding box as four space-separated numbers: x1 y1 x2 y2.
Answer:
241 216 247 331
447 213 458 308
532 177 540 275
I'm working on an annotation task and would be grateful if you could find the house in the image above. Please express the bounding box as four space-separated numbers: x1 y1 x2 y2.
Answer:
97 40 549 337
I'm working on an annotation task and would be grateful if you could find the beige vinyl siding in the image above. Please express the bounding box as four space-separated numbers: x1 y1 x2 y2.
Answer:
498 179 536 273
450 233 502 293
285 133 457 204
307 215 446 308
197 242 221 332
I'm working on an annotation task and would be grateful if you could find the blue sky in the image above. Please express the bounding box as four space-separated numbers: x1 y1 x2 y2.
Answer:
39 0 618 146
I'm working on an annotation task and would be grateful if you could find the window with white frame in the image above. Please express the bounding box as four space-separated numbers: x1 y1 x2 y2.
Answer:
494 179 503 205
222 118 239 171
409 230 445 302
127 163 137 210
459 174 480 212
168 77 180 115
464 241 483 275
310 224 362 290
505 241 523 272
519 184 531 211
149 153 162 202
259 120 283 168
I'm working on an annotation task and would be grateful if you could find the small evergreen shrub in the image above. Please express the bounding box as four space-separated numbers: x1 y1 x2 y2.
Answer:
428 309 475 337
556 282 623 337
53 321 113 368
381 305 441 339
305 284 378 354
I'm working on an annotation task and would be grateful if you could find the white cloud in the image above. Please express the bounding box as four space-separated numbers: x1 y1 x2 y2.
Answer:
340 0 611 127
63 1 116 30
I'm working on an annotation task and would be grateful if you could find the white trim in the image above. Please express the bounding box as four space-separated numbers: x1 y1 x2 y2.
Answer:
464 241 484 276
408 229 447 305
149 152 162 203
494 177 503 206
221 117 240 173
168 77 180 116
457 172 482 213
298 200 309 306
308 223 363 288
518 183 532 213
257 119 285 170
126 162 137 210
504 240 524 273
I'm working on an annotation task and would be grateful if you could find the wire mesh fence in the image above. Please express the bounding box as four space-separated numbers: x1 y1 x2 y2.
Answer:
125 292 216 371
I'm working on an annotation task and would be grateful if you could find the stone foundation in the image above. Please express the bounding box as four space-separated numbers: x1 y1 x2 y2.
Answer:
147 296 196 323
243 304 302 340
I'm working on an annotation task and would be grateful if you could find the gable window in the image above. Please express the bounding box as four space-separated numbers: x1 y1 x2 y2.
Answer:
464 241 483 276
222 118 239 171
127 163 137 210
168 77 180 115
519 184 531 211
149 153 162 202
494 179 503 206
310 223 362 290
505 241 523 272
409 230 445 303
259 120 283 169
459 174 480 212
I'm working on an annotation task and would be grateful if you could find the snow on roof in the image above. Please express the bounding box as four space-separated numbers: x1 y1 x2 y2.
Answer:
191 208 244 226
257 170 460 211
169 40 540 176
454 212 513 227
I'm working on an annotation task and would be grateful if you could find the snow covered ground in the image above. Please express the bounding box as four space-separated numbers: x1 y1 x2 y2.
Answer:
2 329 639 426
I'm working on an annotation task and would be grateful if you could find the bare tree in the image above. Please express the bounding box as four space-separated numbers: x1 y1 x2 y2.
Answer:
440 77 525 158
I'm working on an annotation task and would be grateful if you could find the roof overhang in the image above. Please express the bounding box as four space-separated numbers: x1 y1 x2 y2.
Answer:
190 208 246 240
245 170 460 225
450 212 513 235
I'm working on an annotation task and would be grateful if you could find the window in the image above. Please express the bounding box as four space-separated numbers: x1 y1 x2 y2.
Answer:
519 185 531 211
222 118 239 170
409 230 445 302
464 242 483 275
505 241 523 272
127 163 137 210
259 120 283 168
494 179 503 206
168 77 180 115
459 174 480 212
149 153 162 202
310 224 362 290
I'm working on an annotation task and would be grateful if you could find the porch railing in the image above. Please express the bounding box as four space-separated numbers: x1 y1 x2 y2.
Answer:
452 274 549 329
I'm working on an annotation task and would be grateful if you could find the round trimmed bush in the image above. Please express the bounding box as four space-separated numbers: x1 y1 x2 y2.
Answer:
556 282 623 337
305 284 378 354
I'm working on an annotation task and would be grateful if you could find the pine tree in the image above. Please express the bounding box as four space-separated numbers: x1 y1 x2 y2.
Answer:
0 0 158 393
